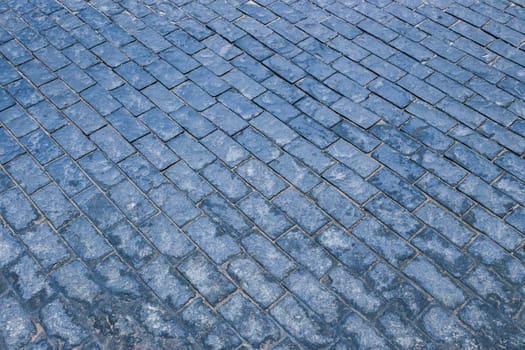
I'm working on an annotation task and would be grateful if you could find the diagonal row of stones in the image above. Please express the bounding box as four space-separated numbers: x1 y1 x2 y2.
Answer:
0 0 525 348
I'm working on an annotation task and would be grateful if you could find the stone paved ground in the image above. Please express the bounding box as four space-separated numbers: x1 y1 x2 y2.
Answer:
0 0 525 348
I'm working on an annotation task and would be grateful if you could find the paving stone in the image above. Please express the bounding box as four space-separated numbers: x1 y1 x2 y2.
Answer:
219 294 280 348
278 228 333 278
178 252 235 305
184 217 240 264
404 256 466 308
270 295 335 348
2 1 525 347
32 183 78 228
149 183 200 227
139 256 194 309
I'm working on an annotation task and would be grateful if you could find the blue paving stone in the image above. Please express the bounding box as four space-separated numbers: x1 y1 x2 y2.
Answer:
373 144 425 183
90 126 134 163
106 108 148 142
184 217 240 264
140 213 193 259
286 268 346 324
250 112 298 146
181 299 241 348
231 52 274 83
459 175 514 217
163 162 210 202
202 161 250 202
19 60 54 86
173 81 215 112
0 105 39 137
377 309 431 349
86 63 124 90
114 61 155 90
270 295 335 347
254 91 300 123
297 76 341 105
133 133 179 170
111 84 153 116
179 252 235 305
108 180 157 224
238 192 292 239
200 192 252 237
75 186 123 231
311 183 362 228
278 228 333 278
0 59 20 85
449 125 502 160
495 151 525 183
0 187 38 231
5 154 50 194
316 225 376 275
139 108 182 141
228 255 284 308
471 235 525 287
40 299 87 347
416 202 475 247
144 59 185 89
366 194 422 239
0 226 23 268
56 63 95 92
32 183 78 228
202 131 248 168
0 168 13 193
1 2 525 347
370 123 420 156
241 231 296 280
237 158 287 198
63 101 106 135
217 90 263 120
332 120 381 153
353 217 416 268
91 42 128 68
324 164 378 204
466 264 522 316
142 83 183 113
81 84 121 116
167 29 205 54
273 189 329 234
0 295 36 349
410 148 466 186
60 216 111 261
8 253 54 304
325 265 382 318
170 106 216 139
369 169 425 211
119 154 165 193
263 75 305 104
465 205 523 251
139 256 194 309
7 79 44 108
404 256 466 308
413 227 474 278
78 150 123 191
105 220 154 268
19 222 70 269
0 40 32 65
94 255 142 297
0 128 24 164
149 183 200 227
219 294 280 348
417 174 472 215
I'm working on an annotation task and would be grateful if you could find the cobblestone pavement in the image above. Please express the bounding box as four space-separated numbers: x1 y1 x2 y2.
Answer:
0 0 525 348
